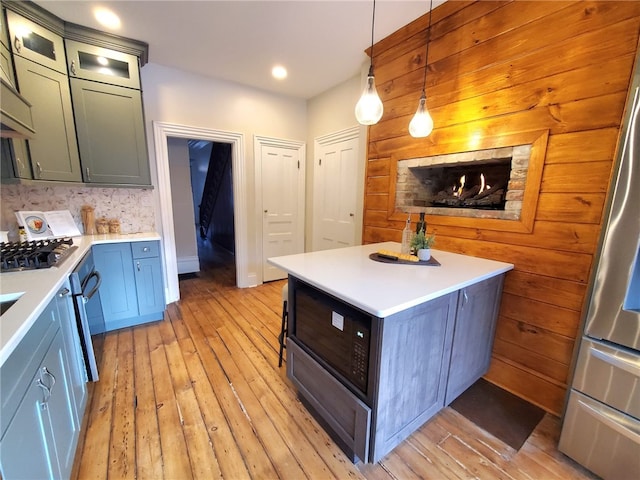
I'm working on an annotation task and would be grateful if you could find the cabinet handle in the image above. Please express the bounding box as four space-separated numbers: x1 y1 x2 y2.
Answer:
14 35 21 53
462 289 469 308
36 379 51 409
42 367 56 391
70 60 77 76
58 287 70 297
36 162 43 178
86 167 91 181
137 261 141 272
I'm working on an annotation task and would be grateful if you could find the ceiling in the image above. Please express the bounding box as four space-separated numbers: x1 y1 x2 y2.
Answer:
33 0 435 99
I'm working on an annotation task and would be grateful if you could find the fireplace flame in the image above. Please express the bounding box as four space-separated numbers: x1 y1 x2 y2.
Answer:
454 175 466 197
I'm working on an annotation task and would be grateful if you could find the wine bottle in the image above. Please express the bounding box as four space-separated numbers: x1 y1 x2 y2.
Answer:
401 215 412 254
416 212 426 235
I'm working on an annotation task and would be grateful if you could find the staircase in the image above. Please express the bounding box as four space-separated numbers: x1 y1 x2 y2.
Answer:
199 143 231 238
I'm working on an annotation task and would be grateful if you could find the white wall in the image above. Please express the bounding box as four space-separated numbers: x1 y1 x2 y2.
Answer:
167 137 199 274
306 71 368 250
141 63 307 287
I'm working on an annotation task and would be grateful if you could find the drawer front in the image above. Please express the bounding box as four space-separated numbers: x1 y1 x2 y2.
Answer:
131 241 159 259
559 390 640 480
288 340 371 463
572 337 640 419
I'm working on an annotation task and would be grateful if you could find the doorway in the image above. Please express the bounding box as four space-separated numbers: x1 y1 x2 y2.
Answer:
153 122 251 304
189 140 235 275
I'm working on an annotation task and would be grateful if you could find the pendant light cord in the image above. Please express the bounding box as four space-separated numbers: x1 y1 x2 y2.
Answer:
369 0 377 75
421 0 433 96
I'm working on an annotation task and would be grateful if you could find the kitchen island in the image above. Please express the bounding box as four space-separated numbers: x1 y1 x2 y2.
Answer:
269 242 513 463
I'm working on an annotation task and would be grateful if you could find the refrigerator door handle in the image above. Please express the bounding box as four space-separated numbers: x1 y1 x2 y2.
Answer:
590 344 640 378
578 398 640 443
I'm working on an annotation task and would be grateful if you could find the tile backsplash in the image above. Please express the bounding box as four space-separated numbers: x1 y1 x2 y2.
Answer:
0 184 155 239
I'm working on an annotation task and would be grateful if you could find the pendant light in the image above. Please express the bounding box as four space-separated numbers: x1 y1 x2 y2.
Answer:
409 0 434 138
355 0 383 125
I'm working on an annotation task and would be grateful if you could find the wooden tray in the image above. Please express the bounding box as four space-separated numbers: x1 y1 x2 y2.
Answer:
369 252 441 266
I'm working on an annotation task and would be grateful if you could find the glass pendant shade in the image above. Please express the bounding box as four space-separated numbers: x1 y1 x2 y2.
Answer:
355 74 384 125
409 94 433 138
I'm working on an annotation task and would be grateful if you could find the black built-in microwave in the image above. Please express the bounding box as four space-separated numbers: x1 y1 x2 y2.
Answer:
291 279 372 400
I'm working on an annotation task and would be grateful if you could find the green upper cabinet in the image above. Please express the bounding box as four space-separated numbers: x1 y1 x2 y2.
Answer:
1 2 150 187
7 10 82 182
65 39 140 89
66 40 150 185
5 9 66 73
71 77 149 185
13 54 82 181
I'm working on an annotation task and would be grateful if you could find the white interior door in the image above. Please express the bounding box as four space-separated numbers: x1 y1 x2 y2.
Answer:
257 137 305 282
313 132 359 251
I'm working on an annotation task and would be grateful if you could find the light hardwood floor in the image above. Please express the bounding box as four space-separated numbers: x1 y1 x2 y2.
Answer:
72 244 598 480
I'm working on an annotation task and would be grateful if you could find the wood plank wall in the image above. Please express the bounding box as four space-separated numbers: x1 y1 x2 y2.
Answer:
363 0 640 415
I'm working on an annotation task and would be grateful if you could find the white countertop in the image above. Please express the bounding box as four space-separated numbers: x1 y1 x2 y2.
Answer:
0 232 161 366
268 242 514 318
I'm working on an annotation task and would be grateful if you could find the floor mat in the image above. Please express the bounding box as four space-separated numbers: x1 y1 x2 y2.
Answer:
450 378 545 451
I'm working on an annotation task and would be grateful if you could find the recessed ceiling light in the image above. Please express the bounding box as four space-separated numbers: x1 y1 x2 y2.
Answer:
94 7 121 30
272 65 287 80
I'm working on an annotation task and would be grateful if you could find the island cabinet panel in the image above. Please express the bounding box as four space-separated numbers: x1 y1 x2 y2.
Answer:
371 291 457 462
444 274 504 405
288 341 371 463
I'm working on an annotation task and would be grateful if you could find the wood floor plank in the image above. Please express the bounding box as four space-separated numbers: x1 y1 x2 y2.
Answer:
167 303 253 479
407 428 475 480
108 329 136 480
147 322 193 478
72 243 601 480
183 299 280 479
206 298 338 479
157 316 223 479
75 332 117 479
132 326 164 480
193 302 309 480
436 408 533 480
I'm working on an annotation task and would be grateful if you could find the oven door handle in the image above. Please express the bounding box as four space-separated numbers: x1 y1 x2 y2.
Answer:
82 271 102 301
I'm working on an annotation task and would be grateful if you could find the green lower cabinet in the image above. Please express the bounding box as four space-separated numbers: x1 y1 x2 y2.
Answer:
0 286 85 480
93 241 165 331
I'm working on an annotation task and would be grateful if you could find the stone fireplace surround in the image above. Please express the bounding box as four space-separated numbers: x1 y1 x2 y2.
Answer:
396 145 532 221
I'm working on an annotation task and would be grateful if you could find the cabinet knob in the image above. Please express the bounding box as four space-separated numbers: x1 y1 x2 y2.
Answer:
143 247 150 252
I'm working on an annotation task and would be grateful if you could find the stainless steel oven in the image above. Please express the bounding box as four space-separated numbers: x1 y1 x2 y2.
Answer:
70 250 103 382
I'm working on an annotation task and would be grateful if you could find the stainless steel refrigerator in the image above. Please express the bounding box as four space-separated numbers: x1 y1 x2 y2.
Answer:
558 58 640 478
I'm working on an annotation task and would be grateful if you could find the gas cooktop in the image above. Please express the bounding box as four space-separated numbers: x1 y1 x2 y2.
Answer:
0 238 78 272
